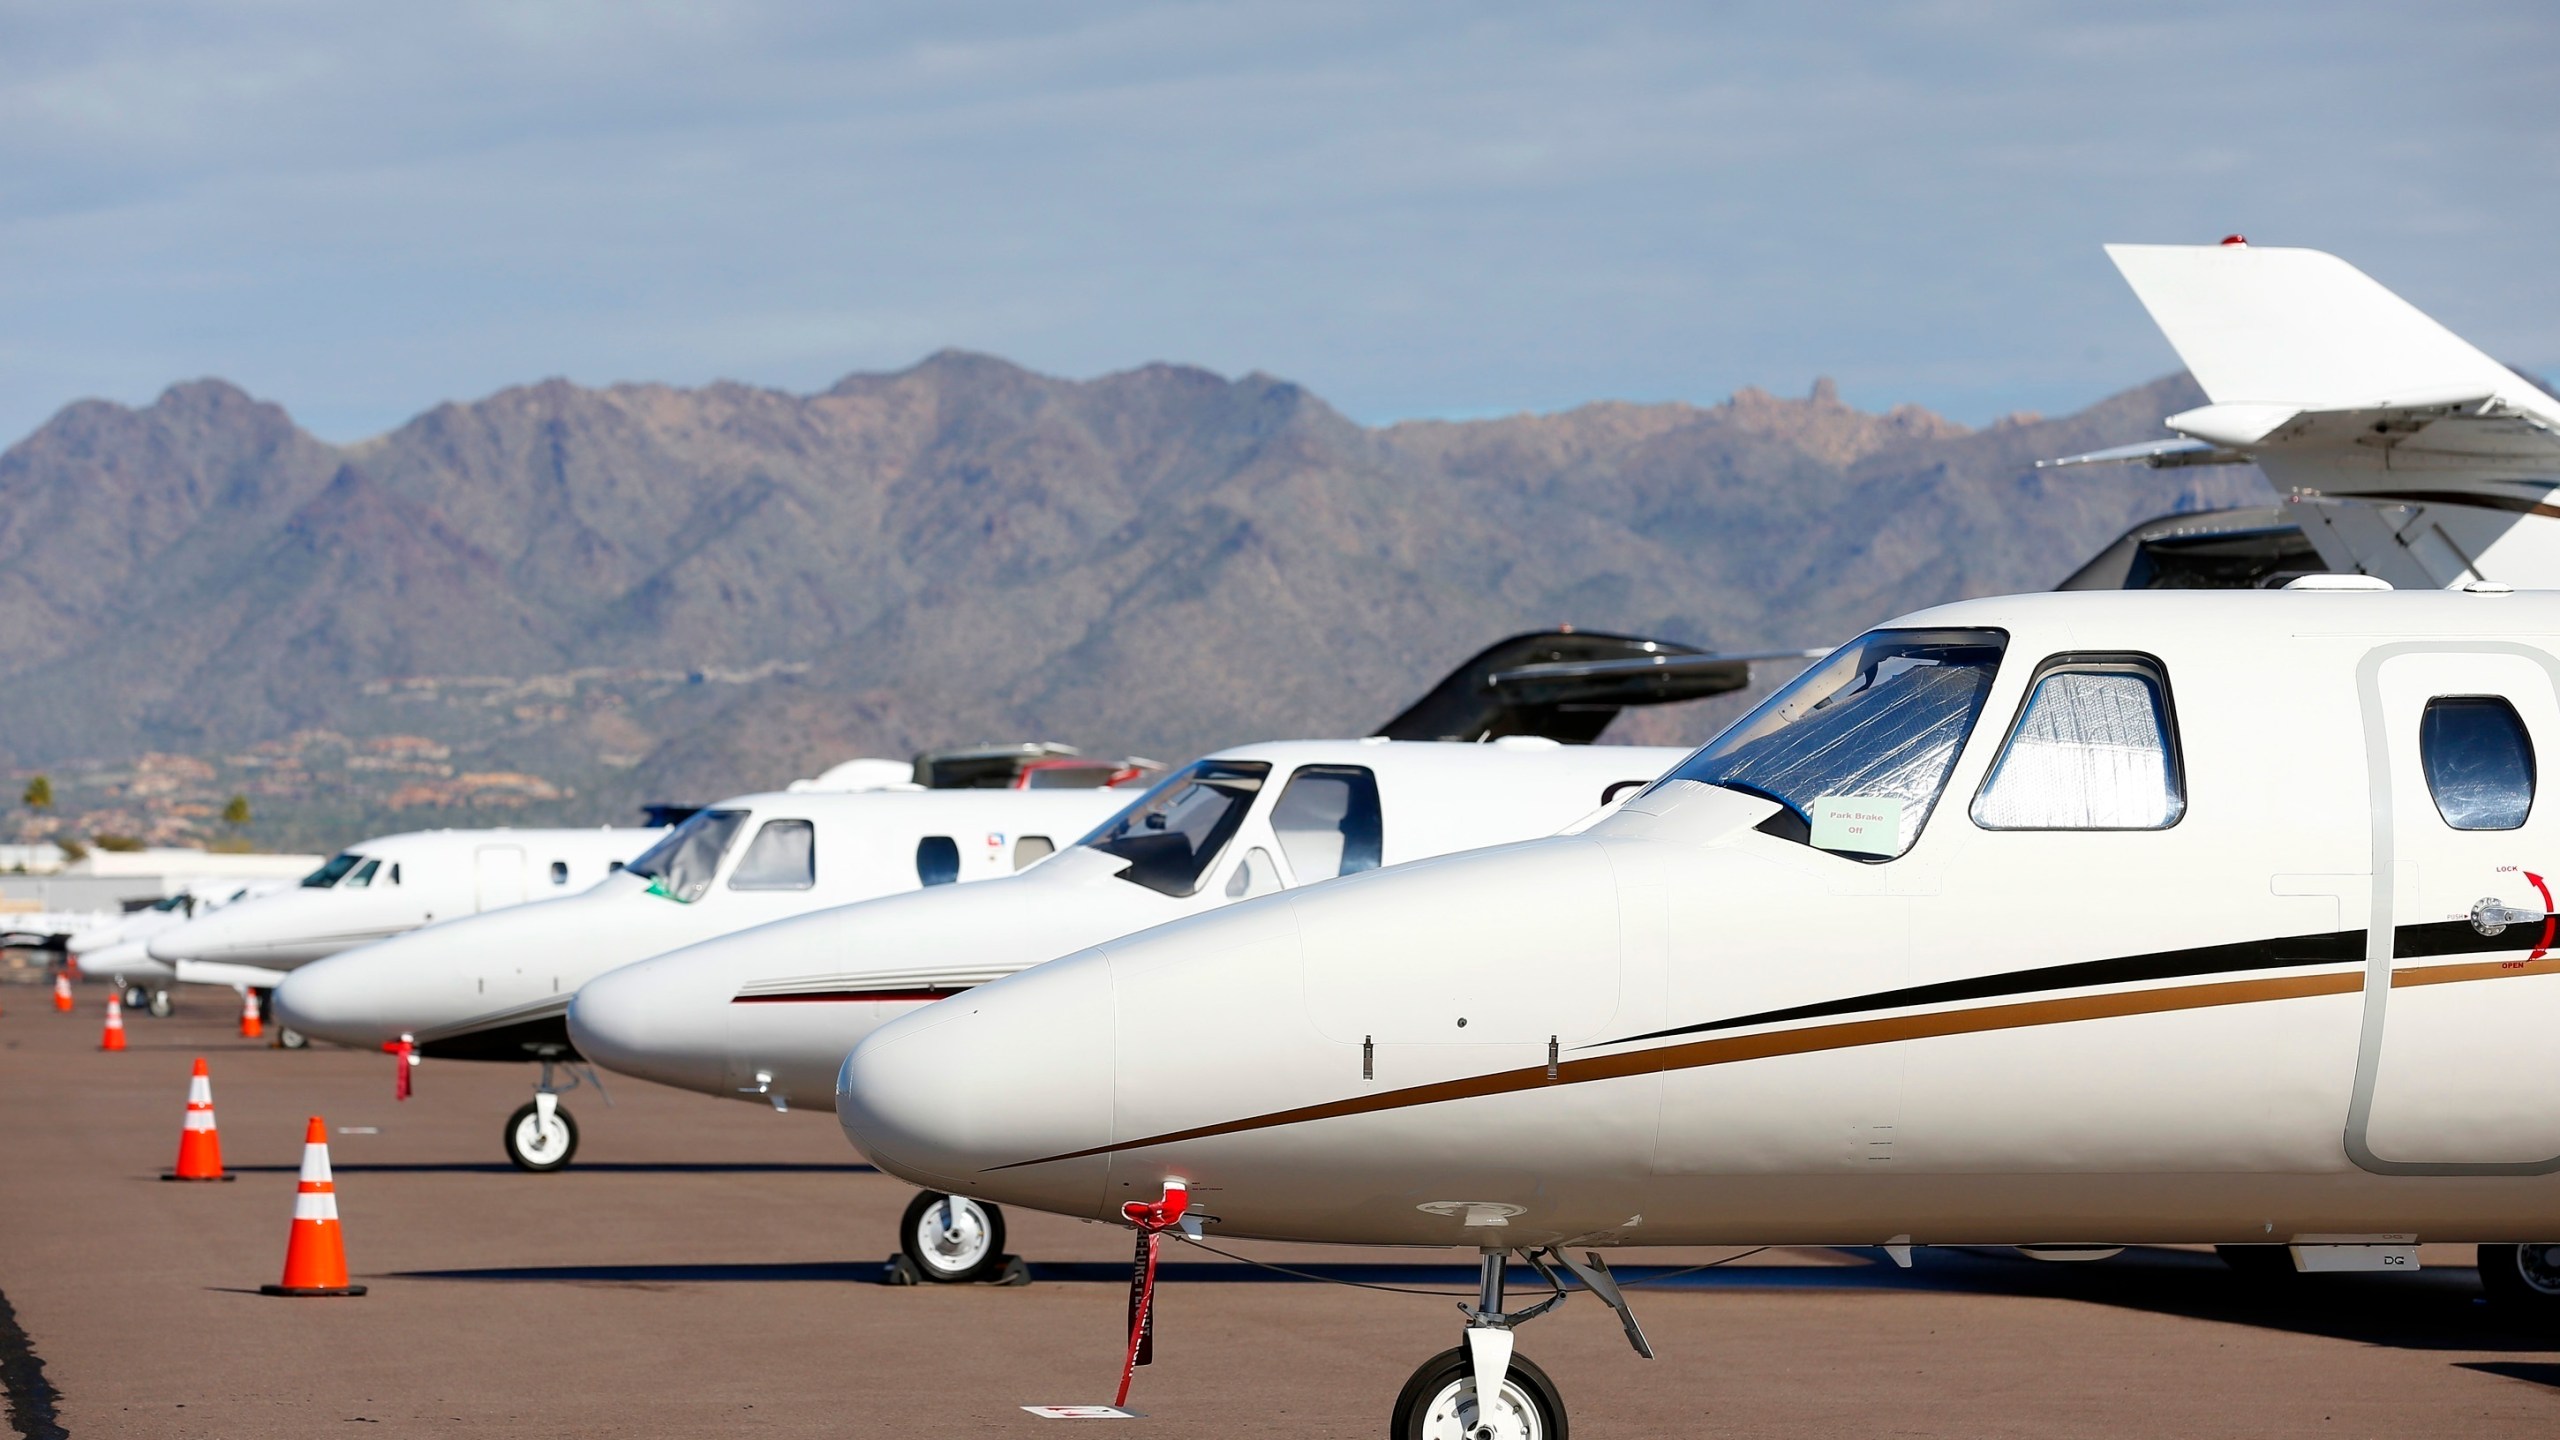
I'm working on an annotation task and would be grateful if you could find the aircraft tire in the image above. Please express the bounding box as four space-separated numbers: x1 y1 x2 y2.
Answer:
504 1100 580 1172
2214 1244 2296 1279
122 984 150 1011
898 1191 1006 1283
1392 1346 1567 1440
147 989 173 1018
277 1027 308 1050
2479 1245 2560 1320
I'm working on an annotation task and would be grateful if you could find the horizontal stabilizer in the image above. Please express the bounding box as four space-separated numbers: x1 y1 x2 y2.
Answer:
2106 243 2559 423
2039 437 2246 471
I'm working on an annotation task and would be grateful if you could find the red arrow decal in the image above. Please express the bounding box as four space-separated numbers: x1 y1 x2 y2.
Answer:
2527 871 2553 959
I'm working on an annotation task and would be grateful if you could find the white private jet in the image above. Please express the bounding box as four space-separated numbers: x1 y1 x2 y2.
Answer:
273 785 1135 1168
147 827 661 1000
66 880 292 1014
832 238 2560 1433
841 584 2560 1435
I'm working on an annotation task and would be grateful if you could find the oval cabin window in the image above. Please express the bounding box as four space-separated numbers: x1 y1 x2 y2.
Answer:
2421 696 2537 831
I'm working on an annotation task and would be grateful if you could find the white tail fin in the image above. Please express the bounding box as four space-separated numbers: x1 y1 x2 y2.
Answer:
2106 243 2555 420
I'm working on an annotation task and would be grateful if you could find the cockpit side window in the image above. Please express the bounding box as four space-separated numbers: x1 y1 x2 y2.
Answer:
2421 696 2536 831
342 858 381 889
1270 765 1384 882
626 809 749 904
302 853 360 889
1654 627 2007 861
1971 657 2184 831
731 819 817 890
1077 760 1273 897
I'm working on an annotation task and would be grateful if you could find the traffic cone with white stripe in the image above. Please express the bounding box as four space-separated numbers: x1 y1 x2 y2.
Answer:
53 973 73 1012
163 1058 234 1182
261 1116 366 1297
240 987 263 1040
99 995 126 1051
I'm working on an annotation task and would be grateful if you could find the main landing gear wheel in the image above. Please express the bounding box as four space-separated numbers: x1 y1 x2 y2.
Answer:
276 1027 308 1049
147 988 173 1018
2480 1244 2560 1320
121 984 149 1011
504 1100 579 1172
899 1191 1007 1283
1392 1347 1567 1440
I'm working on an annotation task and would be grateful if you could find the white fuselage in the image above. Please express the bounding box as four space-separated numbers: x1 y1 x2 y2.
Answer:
272 788 1126 1059
148 828 660 985
840 587 2560 1250
568 740 1687 1111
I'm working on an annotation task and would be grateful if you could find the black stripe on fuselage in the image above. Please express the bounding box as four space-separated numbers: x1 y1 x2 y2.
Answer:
1594 918 2507 1050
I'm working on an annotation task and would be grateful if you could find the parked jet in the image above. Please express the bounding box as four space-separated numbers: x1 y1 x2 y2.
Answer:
573 736 1693 1280
66 880 291 1013
147 827 661 1000
273 785 1133 1168
840 585 2560 1434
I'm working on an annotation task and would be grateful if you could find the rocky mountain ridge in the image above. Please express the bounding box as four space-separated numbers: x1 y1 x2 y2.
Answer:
0 355 2265 848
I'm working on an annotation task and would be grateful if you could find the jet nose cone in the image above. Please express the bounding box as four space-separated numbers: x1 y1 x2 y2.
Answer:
272 958 372 1046
838 949 1115 1219
567 954 731 1095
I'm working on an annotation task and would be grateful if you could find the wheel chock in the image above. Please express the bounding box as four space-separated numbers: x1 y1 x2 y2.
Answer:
879 1253 1033 1286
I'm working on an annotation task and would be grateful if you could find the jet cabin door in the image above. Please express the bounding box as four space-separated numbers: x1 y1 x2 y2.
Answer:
2352 646 2560 1172
474 846 528 913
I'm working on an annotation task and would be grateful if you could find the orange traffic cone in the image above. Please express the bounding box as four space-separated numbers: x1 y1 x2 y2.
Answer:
163 1058 235 1182
53 973 73 1012
261 1116 365 1297
240 987 264 1040
100 995 126 1051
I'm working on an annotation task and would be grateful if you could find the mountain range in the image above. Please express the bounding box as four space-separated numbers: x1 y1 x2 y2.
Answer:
0 354 2265 848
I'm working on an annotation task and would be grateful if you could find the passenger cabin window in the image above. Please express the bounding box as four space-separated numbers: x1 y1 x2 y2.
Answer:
1971 660 2183 831
1270 765 1384 882
2421 696 2537 831
343 858 380 889
916 835 961 887
731 819 817 890
1077 760 1272 897
302 853 360 888
549 860 570 886
1653 628 2007 860
626 808 748 904
1013 835 1055 871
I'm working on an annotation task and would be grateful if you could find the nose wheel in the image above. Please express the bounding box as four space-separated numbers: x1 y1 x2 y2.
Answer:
898 1191 1010 1283
1392 1347 1566 1440
504 1097 579 1171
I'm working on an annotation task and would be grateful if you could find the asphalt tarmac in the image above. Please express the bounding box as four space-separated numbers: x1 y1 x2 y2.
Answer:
4 984 2558 1438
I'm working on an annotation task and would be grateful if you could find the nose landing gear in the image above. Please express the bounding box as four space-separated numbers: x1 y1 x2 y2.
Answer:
1388 1249 1652 1440
885 1191 1030 1285
503 1052 607 1172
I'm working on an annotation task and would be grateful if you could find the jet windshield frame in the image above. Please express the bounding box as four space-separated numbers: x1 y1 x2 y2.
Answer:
301 853 362 889
1075 760 1273 897
1656 627 2008 860
625 809 750 904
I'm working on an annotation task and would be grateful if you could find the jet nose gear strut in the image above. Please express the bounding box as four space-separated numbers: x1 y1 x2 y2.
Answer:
1398 1248 1655 1440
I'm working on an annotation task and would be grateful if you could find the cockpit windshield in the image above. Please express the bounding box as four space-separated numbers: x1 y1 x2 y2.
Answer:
301 853 361 889
1656 628 2006 860
1076 760 1272 897
626 809 748 904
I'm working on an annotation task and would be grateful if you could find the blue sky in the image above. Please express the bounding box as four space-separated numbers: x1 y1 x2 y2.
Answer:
1 1 2553 443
